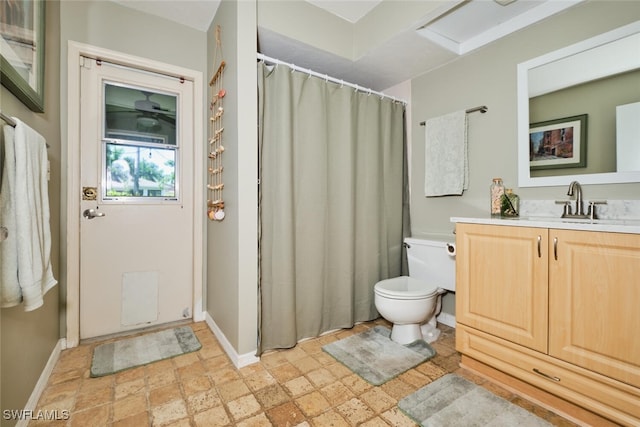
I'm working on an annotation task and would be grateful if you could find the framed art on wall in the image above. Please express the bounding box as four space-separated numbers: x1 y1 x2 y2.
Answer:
529 114 587 170
0 0 45 112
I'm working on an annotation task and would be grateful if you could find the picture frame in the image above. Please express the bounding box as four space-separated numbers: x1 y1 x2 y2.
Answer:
529 114 587 170
0 0 45 112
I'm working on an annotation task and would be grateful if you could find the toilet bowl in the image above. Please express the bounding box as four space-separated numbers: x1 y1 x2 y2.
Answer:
373 237 456 344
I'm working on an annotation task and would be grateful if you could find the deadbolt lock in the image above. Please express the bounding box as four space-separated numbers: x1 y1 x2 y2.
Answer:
82 187 98 201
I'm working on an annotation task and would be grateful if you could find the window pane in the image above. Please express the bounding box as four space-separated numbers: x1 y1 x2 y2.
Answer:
104 83 177 145
104 142 176 199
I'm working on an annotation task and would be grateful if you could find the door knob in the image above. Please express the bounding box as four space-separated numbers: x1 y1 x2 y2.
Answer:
83 208 105 219
0 226 8 241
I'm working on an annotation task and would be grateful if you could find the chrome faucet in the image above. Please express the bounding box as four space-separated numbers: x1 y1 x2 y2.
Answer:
567 180 586 217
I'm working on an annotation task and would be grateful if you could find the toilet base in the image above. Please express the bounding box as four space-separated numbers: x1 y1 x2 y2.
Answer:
420 322 441 343
390 323 423 345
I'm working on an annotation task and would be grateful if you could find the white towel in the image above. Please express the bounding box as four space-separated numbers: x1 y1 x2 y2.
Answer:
1 119 57 311
1 125 20 306
424 111 468 197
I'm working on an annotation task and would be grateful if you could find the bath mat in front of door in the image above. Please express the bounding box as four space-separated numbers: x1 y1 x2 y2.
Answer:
90 326 201 377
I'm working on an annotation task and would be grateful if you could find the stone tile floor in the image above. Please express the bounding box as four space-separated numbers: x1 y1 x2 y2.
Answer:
29 319 579 426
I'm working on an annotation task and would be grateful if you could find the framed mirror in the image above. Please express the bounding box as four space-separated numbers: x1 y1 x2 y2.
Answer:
517 21 640 187
0 0 45 112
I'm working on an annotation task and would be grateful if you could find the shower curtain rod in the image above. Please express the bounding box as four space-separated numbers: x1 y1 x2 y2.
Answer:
257 53 407 105
419 106 488 126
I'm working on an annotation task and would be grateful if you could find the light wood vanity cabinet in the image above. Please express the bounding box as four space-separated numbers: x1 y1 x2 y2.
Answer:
455 222 640 426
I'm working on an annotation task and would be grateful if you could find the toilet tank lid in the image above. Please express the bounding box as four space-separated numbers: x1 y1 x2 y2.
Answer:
404 235 454 246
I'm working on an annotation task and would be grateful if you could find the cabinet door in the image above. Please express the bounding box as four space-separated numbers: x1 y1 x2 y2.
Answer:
456 223 548 352
549 229 640 388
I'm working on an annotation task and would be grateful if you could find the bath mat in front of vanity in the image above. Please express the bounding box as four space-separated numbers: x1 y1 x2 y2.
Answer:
322 325 435 385
90 326 201 377
399 374 553 426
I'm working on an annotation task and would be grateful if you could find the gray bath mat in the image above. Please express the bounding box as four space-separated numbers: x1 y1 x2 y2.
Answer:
322 325 436 385
399 374 553 426
90 326 201 377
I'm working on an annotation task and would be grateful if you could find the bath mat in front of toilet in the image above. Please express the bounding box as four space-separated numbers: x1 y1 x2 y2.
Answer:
322 325 436 385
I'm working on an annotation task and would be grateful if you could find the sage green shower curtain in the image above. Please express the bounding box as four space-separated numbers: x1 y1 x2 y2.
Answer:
257 62 409 354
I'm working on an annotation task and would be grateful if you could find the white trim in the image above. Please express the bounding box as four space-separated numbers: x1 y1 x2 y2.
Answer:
205 312 260 369
16 339 66 427
437 312 456 329
65 41 204 346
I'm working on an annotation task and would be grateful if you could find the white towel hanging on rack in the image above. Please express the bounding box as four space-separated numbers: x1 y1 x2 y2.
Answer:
424 111 468 197
1 118 57 311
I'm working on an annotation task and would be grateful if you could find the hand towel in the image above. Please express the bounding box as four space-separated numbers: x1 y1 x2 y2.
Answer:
1 119 57 311
424 110 468 197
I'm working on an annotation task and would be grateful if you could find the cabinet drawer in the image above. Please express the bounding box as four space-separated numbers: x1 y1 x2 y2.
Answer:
457 324 640 427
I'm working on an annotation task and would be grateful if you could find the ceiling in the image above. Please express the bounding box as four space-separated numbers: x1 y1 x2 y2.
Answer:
112 0 584 91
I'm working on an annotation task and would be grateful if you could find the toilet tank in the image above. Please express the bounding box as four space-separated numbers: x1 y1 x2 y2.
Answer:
404 236 456 292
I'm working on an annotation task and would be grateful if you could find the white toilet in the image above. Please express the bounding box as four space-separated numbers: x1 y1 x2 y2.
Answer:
374 237 456 345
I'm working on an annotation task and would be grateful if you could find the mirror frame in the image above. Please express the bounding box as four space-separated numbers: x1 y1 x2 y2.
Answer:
517 21 640 187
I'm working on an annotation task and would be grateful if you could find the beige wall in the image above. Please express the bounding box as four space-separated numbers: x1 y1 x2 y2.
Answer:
207 0 258 357
0 2 61 425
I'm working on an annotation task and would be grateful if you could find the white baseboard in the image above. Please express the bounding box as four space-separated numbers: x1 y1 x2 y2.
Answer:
204 313 260 369
437 312 456 328
193 307 205 322
16 338 66 427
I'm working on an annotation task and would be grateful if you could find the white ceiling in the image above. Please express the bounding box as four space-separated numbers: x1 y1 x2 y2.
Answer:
112 0 584 91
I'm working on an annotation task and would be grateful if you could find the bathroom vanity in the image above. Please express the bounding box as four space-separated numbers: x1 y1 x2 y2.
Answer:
452 218 640 427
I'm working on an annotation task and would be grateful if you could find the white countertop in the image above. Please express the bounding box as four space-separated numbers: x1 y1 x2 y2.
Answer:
451 216 640 234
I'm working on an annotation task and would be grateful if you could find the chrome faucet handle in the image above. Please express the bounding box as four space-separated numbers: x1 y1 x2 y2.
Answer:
587 200 607 220
555 200 572 217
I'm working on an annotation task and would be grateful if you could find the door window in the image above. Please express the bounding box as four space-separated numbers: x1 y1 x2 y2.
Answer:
102 82 179 201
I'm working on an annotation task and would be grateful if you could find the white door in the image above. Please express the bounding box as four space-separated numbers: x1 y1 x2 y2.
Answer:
79 58 194 339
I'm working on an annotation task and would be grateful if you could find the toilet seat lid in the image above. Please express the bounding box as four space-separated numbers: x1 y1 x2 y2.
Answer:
374 276 439 299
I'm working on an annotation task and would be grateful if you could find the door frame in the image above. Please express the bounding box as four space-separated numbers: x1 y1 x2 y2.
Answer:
65 42 205 347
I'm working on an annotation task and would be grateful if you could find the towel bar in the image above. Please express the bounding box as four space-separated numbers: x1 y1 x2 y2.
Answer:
420 105 488 126
1 110 50 148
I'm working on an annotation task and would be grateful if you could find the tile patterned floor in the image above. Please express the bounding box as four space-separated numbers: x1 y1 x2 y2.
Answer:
29 319 579 426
